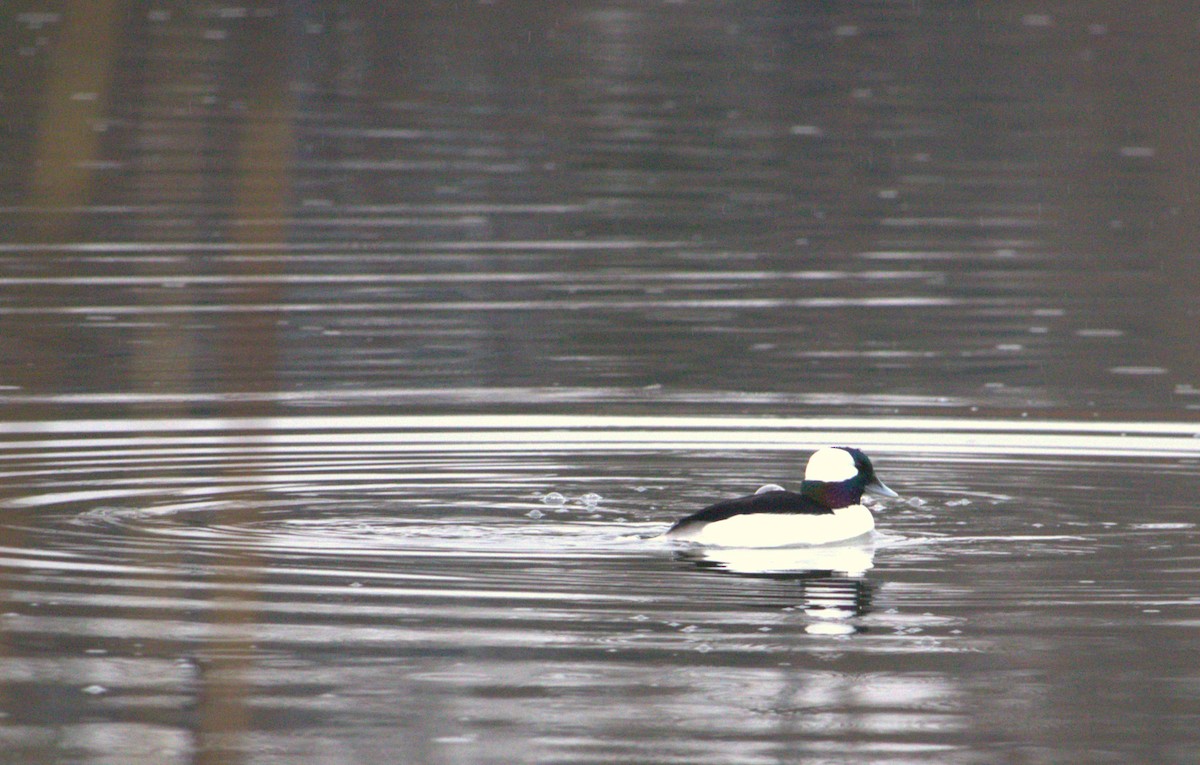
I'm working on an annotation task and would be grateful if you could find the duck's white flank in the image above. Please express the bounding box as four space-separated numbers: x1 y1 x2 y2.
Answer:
666 503 875 547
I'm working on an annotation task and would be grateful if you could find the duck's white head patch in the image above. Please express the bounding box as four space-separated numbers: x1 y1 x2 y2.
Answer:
804 447 858 482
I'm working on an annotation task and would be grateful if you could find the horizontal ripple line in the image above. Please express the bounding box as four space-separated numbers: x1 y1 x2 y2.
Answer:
0 296 962 315
1 416 1198 460
3 413 1198 437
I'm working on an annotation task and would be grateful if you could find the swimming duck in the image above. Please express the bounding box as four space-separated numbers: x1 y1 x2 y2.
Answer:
662 447 898 547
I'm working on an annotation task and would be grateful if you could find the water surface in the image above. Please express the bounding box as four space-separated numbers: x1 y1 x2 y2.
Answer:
3 2 1200 764
3 416 1200 763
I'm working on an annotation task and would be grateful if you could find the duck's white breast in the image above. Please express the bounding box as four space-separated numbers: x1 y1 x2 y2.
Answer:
668 505 874 548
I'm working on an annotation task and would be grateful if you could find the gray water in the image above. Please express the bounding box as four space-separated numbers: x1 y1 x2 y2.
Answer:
3 3 1200 764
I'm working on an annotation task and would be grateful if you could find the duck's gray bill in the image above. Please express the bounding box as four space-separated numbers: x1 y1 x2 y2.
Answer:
865 479 899 498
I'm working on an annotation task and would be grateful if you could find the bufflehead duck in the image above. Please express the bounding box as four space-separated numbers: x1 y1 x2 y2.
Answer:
663 447 898 547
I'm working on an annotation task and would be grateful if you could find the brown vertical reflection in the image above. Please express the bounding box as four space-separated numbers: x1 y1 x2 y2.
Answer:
4 2 124 418
193 10 293 764
24 0 122 241
0 0 124 726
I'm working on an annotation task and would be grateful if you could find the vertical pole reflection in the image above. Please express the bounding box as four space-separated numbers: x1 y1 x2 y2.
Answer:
24 0 122 242
6 2 124 421
193 10 293 764
193 559 256 765
214 7 293 411
0 0 123 736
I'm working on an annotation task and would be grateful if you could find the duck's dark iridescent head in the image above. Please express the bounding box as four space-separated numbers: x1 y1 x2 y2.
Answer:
802 446 899 507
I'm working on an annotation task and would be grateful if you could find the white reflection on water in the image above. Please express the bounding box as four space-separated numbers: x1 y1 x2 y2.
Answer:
3 412 1196 432
674 540 876 577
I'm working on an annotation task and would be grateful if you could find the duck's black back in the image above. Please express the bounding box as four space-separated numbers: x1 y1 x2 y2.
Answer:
666 489 832 535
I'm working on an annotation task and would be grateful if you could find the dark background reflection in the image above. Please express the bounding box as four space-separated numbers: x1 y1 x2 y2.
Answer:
3 2 1199 420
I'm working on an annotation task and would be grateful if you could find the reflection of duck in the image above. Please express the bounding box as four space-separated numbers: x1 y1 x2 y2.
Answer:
677 539 875 577
795 576 874 630
662 447 898 547
674 545 876 624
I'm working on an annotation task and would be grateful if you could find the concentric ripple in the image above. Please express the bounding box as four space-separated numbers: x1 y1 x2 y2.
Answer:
3 414 1200 560
2 415 1200 764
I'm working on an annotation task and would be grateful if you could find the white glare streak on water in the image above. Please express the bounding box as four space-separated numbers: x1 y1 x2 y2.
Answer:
4 416 1199 461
